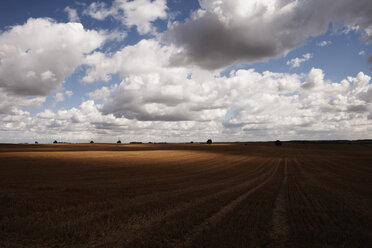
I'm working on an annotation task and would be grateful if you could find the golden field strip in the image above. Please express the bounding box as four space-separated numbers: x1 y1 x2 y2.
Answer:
0 143 371 247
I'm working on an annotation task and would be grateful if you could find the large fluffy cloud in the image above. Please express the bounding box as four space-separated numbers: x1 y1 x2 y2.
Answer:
79 38 371 140
0 18 105 113
84 0 168 34
83 39 171 83
0 18 104 96
223 69 371 139
166 0 372 69
1 64 371 142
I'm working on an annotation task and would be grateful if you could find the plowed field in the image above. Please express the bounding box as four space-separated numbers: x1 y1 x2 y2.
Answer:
0 143 371 247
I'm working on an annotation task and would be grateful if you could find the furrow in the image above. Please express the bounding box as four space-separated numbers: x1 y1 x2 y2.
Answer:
169 158 280 248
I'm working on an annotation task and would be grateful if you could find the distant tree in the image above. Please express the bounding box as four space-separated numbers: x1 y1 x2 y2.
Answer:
35 141 38 144
207 139 212 144
53 140 58 144
190 141 194 144
117 140 121 144
90 140 94 144
275 140 282 146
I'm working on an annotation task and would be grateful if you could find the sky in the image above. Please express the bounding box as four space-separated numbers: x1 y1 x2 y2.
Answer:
0 0 371 143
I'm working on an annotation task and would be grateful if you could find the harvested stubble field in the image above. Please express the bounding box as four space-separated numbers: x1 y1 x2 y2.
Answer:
0 143 371 248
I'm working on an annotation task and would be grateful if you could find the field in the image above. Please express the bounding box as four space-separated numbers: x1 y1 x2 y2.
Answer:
0 142 371 247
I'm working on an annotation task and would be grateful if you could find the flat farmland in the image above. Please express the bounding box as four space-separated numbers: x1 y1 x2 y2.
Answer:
0 143 371 247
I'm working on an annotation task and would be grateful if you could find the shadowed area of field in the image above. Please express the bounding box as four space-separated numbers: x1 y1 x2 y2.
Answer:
0 143 371 247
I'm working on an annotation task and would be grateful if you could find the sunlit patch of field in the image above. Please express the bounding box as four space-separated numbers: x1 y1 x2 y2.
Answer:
0 143 371 247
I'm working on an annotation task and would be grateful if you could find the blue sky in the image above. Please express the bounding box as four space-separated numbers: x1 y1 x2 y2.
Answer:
0 0 371 143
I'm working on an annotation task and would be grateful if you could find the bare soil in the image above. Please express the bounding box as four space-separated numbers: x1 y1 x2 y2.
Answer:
0 143 371 247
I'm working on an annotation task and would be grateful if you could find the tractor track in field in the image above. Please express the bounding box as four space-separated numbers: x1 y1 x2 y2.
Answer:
90 157 275 247
269 157 289 247
293 156 372 219
171 158 281 248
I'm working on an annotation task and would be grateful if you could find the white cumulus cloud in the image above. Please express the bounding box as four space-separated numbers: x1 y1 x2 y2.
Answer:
287 53 313 68
84 0 168 34
78 38 371 142
64 6 80 22
0 18 104 96
0 18 105 113
317 40 332 47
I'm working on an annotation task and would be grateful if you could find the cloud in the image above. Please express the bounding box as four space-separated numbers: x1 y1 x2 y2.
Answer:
4 65 370 142
83 2 113 20
0 109 31 132
0 100 137 142
64 6 80 22
301 68 325 90
65 90 73 97
1 65 371 142
103 29 128 42
54 92 65 103
87 86 111 100
84 0 168 34
344 22 372 43
165 0 372 70
53 90 74 106
223 69 371 139
365 26 372 43
83 39 298 122
359 50 365 55
0 88 45 114
82 38 371 134
0 18 105 97
317 40 332 47
287 53 313 68
83 39 171 83
0 18 105 113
